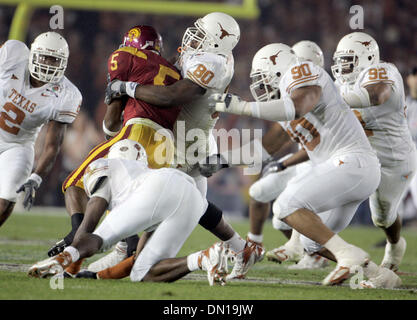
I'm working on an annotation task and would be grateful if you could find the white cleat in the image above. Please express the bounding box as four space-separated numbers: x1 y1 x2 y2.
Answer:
28 252 72 278
226 238 265 280
87 241 128 273
266 244 304 264
198 242 229 286
380 237 406 272
288 253 329 270
322 245 369 286
360 267 402 289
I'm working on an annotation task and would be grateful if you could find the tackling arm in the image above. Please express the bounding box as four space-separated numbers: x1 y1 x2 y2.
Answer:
105 78 205 108
212 85 322 122
341 82 392 108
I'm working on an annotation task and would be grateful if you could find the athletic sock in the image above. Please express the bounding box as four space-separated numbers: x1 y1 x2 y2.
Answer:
64 246 80 263
286 229 302 247
323 234 351 260
63 213 84 245
187 252 201 271
225 232 246 253
247 232 263 243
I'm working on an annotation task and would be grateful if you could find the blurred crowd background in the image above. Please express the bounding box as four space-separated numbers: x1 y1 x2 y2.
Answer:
0 0 416 224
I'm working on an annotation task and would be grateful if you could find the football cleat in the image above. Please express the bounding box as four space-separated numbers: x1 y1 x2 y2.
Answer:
28 252 72 278
380 237 406 272
87 241 128 273
266 243 304 264
226 238 265 280
198 242 229 286
360 267 402 289
47 239 67 257
288 253 329 270
322 245 369 286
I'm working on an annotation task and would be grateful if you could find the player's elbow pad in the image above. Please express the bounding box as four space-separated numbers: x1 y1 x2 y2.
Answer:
249 96 296 122
342 86 371 108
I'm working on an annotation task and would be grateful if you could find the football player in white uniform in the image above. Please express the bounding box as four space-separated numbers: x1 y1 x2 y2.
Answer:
200 41 329 273
0 32 81 227
332 32 417 272
28 139 229 285
105 12 265 279
210 43 402 288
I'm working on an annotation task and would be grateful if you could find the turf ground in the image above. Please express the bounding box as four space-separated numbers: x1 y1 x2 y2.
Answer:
0 209 417 300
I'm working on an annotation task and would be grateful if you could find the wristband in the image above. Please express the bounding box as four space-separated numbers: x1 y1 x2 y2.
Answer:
102 120 119 137
125 81 139 98
29 173 42 188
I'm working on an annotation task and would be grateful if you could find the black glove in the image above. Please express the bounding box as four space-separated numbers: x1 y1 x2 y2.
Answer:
198 154 229 178
16 176 41 211
261 158 287 177
104 79 127 105
47 239 67 257
76 270 98 279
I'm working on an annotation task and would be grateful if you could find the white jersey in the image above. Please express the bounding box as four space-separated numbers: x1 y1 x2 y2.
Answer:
0 40 82 148
347 62 414 166
84 158 195 211
406 95 417 146
173 51 234 173
278 60 374 164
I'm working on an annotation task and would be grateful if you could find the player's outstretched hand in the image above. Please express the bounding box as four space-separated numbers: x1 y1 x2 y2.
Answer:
198 153 229 177
209 93 245 114
104 79 127 105
16 176 41 211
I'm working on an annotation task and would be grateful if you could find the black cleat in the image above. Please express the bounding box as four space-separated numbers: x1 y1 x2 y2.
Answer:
47 239 67 257
76 270 98 280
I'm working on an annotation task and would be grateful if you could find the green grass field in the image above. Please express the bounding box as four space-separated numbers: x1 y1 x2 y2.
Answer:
0 210 417 300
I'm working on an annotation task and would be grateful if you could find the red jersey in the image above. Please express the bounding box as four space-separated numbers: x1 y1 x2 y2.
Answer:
107 46 181 130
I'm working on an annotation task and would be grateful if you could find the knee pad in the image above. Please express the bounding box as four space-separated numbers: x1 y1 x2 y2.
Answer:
370 197 397 228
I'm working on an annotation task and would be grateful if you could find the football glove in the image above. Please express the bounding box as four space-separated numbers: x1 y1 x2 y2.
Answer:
209 93 248 115
16 174 42 211
198 154 229 178
104 79 127 105
261 158 287 177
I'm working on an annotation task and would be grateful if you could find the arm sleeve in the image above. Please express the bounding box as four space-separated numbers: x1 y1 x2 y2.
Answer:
0 40 30 72
183 53 226 90
281 61 321 95
51 85 82 124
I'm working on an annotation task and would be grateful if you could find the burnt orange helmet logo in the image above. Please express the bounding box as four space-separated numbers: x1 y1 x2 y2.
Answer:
356 40 372 47
218 23 235 40
262 50 283 65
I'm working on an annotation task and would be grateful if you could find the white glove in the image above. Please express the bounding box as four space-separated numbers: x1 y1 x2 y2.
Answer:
209 93 250 115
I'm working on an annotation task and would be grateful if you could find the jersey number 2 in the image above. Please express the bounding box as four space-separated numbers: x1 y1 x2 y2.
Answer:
0 103 25 135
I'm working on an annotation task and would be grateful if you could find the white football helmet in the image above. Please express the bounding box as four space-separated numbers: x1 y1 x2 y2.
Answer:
28 31 69 83
292 40 324 68
108 139 148 166
181 12 240 56
331 32 379 84
250 43 298 102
